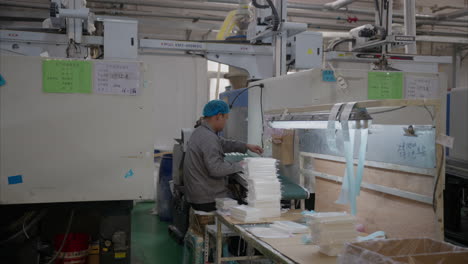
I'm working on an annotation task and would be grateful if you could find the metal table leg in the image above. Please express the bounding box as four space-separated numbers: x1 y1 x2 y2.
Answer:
216 218 222 264
204 228 210 263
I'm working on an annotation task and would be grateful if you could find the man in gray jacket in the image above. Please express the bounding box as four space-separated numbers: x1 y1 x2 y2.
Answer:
184 100 263 212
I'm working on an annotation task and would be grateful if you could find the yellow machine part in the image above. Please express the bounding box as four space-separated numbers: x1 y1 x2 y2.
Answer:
216 10 238 40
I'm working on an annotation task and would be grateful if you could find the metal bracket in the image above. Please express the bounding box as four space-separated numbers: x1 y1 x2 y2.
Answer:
249 22 308 42
353 35 416 52
139 39 275 79
205 53 274 80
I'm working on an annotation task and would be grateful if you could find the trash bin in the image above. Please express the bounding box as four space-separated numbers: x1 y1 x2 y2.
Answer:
157 154 173 222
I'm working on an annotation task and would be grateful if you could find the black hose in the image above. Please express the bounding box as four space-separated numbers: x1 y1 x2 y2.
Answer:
374 0 382 25
252 0 269 9
0 210 47 245
265 0 280 31
385 0 390 30
380 27 388 40
229 83 264 109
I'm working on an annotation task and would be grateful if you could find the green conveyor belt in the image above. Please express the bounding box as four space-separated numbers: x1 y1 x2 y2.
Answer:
225 154 309 200
278 174 309 200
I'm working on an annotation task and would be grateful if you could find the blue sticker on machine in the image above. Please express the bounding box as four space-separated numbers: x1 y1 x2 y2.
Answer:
8 175 23 185
0 74 5 86
124 169 134 178
322 70 336 82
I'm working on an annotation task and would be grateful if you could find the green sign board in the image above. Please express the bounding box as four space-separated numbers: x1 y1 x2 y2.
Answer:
43 60 92 94
368 71 404 100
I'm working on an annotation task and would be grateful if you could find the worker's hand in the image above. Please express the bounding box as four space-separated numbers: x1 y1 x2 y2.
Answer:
246 144 264 155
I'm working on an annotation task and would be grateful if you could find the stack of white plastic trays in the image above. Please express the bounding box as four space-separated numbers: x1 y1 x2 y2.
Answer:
215 197 238 214
230 205 261 222
305 212 358 256
242 158 281 218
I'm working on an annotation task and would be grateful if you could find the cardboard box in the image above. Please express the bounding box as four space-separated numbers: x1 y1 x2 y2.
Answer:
339 238 468 264
272 130 295 165
87 255 99 264
87 241 99 264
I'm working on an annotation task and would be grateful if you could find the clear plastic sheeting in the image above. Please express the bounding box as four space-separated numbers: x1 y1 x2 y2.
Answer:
271 221 309 234
338 238 468 264
247 227 291 239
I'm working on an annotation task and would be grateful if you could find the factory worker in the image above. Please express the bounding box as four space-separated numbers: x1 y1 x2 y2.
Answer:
184 100 263 212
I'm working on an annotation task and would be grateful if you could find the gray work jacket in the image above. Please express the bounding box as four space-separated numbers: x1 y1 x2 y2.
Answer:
183 122 247 204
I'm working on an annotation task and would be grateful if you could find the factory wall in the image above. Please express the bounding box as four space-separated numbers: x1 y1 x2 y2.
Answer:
139 54 208 151
0 55 156 203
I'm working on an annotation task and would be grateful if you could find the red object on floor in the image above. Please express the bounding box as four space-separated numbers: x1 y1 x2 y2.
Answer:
347 16 359 23
54 233 90 264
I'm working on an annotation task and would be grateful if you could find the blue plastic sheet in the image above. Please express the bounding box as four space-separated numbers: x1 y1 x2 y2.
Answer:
334 102 369 216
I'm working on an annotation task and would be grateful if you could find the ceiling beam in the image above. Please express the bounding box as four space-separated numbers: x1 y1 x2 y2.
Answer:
435 9 468 20
0 10 48 21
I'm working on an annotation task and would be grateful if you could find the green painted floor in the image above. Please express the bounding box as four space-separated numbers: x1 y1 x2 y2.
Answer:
131 202 183 264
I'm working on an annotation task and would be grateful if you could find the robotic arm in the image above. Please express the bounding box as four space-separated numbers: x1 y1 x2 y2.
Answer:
46 0 95 43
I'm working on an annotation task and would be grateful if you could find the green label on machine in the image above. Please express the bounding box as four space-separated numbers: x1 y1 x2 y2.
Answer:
42 59 92 93
367 71 404 100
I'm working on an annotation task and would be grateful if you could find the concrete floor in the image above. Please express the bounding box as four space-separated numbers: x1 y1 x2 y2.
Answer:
131 202 183 264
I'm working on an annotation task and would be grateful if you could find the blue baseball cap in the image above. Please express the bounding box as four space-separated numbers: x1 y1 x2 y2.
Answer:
203 100 230 117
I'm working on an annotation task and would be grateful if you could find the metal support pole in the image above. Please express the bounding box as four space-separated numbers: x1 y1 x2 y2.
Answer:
247 243 255 262
375 0 394 54
280 0 287 76
68 0 83 44
404 0 417 54
273 35 282 76
452 44 460 88
204 228 210 263
324 0 359 10
299 154 306 210
384 0 393 53
216 218 222 264
273 0 287 76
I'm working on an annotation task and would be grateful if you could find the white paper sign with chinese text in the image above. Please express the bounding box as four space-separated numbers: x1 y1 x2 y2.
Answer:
93 62 140 95
405 76 439 99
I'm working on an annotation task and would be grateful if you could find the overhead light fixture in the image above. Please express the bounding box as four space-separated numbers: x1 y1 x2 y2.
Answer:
268 108 372 130
269 120 331 129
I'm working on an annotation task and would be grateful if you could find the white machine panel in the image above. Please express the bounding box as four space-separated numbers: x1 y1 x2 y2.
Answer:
104 19 138 60
292 31 323 69
248 68 447 146
0 56 154 204
247 68 446 187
